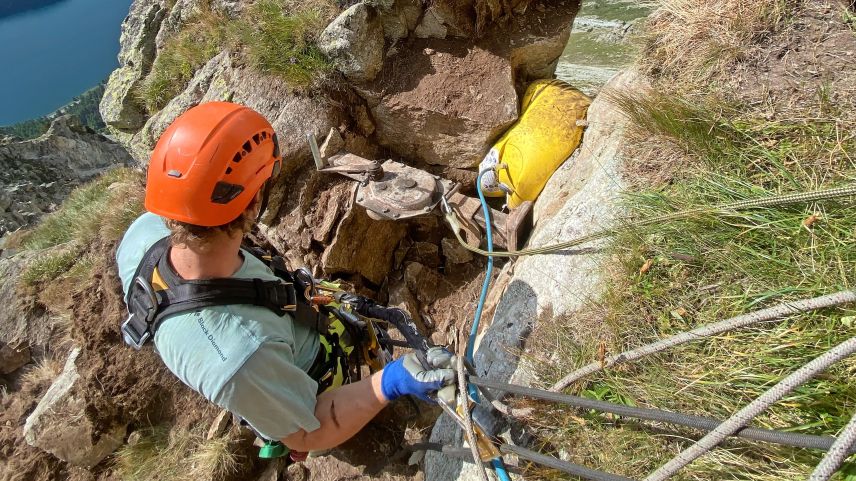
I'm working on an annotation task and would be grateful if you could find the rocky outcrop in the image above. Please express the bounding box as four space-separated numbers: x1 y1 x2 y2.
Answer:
0 116 132 236
23 348 128 467
117 50 343 169
321 191 407 285
319 3 385 83
356 0 579 168
0 342 30 375
424 69 644 481
100 0 170 130
0 252 55 358
364 41 519 169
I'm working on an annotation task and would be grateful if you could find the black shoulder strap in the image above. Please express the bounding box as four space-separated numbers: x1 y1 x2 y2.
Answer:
121 237 307 350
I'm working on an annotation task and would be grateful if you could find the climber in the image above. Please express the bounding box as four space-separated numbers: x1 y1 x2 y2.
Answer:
115 101 455 455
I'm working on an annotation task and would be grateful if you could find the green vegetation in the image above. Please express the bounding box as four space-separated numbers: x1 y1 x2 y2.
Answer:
19 168 145 286
137 9 229 113
114 425 239 481
231 0 334 85
137 0 337 114
0 83 107 140
528 1 856 480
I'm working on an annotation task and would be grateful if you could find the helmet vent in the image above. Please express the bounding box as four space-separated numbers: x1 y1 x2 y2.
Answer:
211 181 244 204
225 167 232 175
243 140 253 153
233 153 242 163
253 133 261 145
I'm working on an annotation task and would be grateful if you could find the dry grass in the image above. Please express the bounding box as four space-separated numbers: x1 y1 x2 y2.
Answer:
641 0 793 87
526 1 856 480
138 0 338 113
20 357 64 388
19 168 145 286
114 425 240 481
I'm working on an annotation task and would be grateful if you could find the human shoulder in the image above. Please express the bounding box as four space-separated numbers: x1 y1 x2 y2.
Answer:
116 212 170 295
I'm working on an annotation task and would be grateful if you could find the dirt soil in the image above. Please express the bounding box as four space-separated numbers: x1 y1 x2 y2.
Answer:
731 1 856 118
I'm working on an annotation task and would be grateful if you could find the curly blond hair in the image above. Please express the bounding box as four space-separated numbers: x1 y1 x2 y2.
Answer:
165 199 258 249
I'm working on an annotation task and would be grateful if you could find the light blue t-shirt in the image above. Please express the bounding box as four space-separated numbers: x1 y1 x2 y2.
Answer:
116 213 321 439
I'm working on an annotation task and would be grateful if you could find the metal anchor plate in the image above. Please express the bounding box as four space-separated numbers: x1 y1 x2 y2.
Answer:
356 160 452 221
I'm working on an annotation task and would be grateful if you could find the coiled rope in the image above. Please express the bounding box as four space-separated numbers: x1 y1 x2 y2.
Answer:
446 184 856 257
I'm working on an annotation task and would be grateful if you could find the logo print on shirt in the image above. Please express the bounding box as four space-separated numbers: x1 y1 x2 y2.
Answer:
195 312 228 362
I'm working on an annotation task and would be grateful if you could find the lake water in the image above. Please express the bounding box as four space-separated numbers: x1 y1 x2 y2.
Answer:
0 0 132 126
556 0 654 95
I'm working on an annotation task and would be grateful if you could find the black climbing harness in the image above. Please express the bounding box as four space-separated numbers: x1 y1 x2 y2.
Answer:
120 236 428 459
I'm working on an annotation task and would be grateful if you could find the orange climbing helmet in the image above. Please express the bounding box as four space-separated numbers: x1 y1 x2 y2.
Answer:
145 102 282 227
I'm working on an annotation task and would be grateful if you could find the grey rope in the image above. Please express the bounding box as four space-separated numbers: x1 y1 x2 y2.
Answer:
809 410 856 481
470 376 852 454
644 337 856 481
551 290 856 392
445 184 856 257
458 356 490 481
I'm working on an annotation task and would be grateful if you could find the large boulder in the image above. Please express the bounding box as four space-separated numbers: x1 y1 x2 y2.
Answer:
500 0 578 83
100 0 170 130
0 116 132 236
365 40 519 168
23 348 128 467
319 3 385 83
424 70 644 481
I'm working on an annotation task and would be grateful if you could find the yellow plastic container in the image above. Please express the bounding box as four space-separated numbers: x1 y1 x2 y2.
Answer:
480 79 591 208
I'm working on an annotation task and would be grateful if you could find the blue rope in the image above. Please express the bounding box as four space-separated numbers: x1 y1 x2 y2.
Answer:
467 169 495 401
492 458 513 481
471 170 512 481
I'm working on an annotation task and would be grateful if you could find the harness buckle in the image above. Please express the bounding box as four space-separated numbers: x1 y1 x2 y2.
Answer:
121 315 151 350
122 276 159 350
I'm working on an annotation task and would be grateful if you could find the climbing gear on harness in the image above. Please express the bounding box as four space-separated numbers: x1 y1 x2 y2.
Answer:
146 102 283 227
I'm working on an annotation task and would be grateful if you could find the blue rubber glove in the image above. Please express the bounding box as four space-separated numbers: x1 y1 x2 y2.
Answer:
381 347 456 402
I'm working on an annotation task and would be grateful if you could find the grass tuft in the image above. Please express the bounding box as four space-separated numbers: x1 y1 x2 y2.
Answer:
19 168 145 286
232 0 335 86
21 168 144 251
137 8 229 113
641 0 793 86
137 0 337 114
114 425 240 481
20 357 63 387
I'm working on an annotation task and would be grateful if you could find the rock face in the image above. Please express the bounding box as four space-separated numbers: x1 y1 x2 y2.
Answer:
358 0 579 168
100 0 170 130
0 116 132 236
319 3 385 83
424 70 643 481
115 50 343 169
0 342 30 375
0 252 55 359
24 348 128 467
366 41 519 168
321 191 407 285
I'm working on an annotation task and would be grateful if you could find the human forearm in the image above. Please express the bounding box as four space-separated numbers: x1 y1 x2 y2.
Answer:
281 372 388 452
